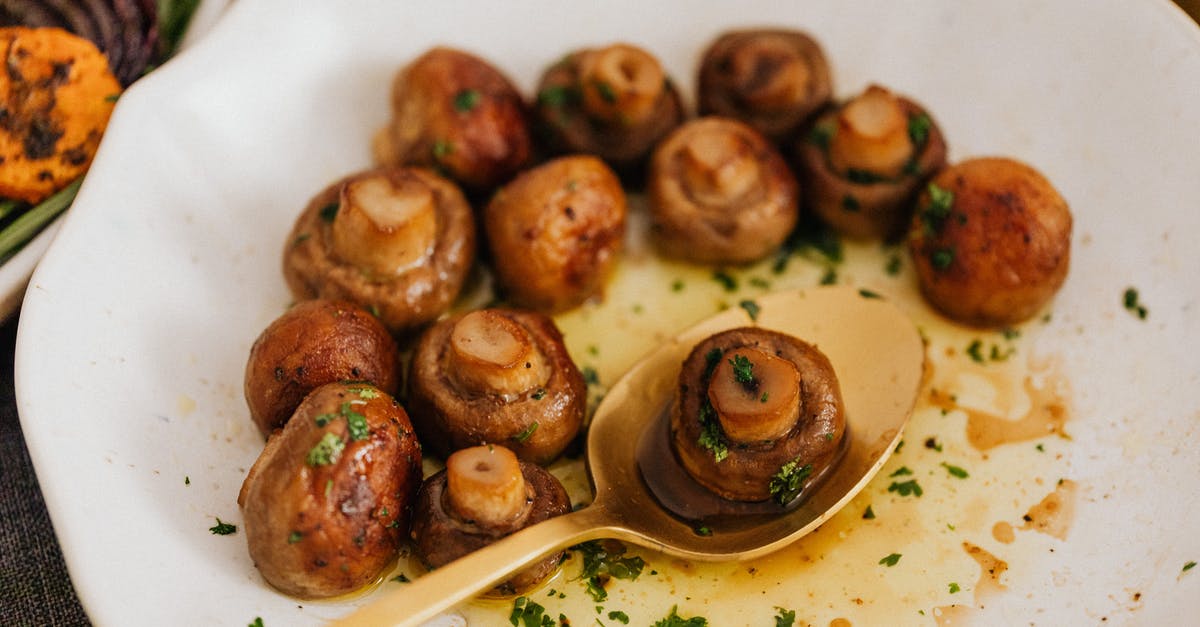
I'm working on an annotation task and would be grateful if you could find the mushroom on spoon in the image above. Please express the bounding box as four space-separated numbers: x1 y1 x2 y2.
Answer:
334 285 925 626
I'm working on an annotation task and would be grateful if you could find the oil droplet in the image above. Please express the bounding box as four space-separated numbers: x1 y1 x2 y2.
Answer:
934 543 1009 625
927 373 1070 451
177 394 196 416
992 521 1015 544
830 618 853 627
1020 479 1077 540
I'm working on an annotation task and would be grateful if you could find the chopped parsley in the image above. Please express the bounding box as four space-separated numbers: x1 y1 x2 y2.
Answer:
694 525 712 537
908 113 932 146
608 610 631 624
768 458 813 505
1123 287 1148 320
349 386 380 399
942 462 969 479
531 388 547 400
846 168 885 184
703 348 724 378
453 88 480 112
345 407 369 441
671 279 685 292
209 517 237 535
885 254 902 276
925 437 943 452
879 553 902 567
184 476 190 486
288 531 303 544
593 80 617 103
509 596 553 627
760 391 770 403
712 269 738 291
841 194 860 212
652 605 708 627
307 432 346 466
889 466 913 477
729 354 756 387
573 540 646 603
920 183 955 235
513 422 539 443
888 479 923 497
930 247 955 270
697 401 728 462
859 288 882 299
582 366 600 385
863 505 876 520
820 267 838 285
432 139 454 159
319 202 339 222
248 618 264 627
949 582 961 593
806 122 834 149
391 573 411 583
738 299 761 321
966 339 985 363
537 85 579 108
1184 561 1197 573
774 607 797 627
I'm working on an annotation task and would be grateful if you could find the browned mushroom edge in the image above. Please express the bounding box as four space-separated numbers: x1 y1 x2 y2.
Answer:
907 156 1072 327
532 43 685 177
795 86 947 241
410 454 571 595
238 382 423 599
407 308 586 465
244 299 400 437
282 166 476 337
648 116 799 264
372 46 532 193
697 28 833 143
670 327 846 503
484 155 626 313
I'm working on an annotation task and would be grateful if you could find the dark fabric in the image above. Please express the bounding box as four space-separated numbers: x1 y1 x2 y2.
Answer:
0 313 90 626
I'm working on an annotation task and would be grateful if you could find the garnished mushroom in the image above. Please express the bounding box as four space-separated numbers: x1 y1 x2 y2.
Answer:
697 29 832 143
795 84 947 240
373 47 532 193
244 299 400 437
406 308 586 465
283 166 475 336
533 42 684 175
484 155 626 312
238 382 422 599
648 117 799 264
907 157 1072 327
410 445 571 594
670 327 846 503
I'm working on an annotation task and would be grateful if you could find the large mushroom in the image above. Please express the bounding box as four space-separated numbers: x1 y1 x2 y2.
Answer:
907 156 1072 327
283 166 476 336
795 84 947 240
238 382 423 599
697 28 833 144
406 308 586 465
670 327 846 504
410 445 571 594
648 117 799 264
373 47 532 193
484 155 626 312
532 42 684 175
244 299 400 437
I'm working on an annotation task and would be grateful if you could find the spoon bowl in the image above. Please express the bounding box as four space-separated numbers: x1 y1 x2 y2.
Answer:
336 286 925 626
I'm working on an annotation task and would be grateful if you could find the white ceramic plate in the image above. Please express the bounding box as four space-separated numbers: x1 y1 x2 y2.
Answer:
15 1 1200 625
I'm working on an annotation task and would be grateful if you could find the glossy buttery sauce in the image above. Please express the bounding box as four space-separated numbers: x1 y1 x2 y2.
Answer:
411 208 1075 626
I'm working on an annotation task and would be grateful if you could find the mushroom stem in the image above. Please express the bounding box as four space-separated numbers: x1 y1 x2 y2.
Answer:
579 44 665 126
680 128 759 205
707 347 801 443
828 85 913 179
447 310 550 397
331 174 438 276
729 37 810 111
445 445 528 527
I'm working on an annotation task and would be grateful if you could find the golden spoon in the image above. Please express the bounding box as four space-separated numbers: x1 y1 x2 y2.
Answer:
335 285 925 626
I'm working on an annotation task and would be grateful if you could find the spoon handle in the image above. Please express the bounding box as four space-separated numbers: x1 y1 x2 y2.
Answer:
332 505 618 626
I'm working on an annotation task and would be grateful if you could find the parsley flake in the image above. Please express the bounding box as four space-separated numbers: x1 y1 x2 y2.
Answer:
738 299 761 321
1123 287 1149 320
768 458 813 505
531 388 547 400
879 553 902 567
730 354 756 387
931 247 955 270
949 582 961 593
774 607 797 627
288 531 303 544
890 466 913 477
908 113 932 146
307 432 345 466
453 88 480 112
209 517 237 535
513 422 539 443
863 505 876 520
391 573 411 583
888 479 923 497
942 462 969 478
712 269 738 291
697 400 728 462
319 202 339 222
608 610 631 624
1184 561 1196 573
652 605 708 627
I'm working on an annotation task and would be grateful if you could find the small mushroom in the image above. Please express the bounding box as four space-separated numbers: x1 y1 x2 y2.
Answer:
373 47 532 193
697 29 833 143
283 166 476 336
795 84 947 240
907 157 1072 327
406 308 586 465
670 327 846 503
484 155 626 312
648 117 799 264
532 42 685 175
238 382 423 599
410 445 571 594
244 299 400 437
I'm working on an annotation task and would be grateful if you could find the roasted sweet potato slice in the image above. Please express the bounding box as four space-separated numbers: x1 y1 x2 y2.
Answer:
0 26 119 203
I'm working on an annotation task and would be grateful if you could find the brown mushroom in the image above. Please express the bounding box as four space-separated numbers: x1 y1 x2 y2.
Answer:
484 155 626 312
410 445 571 594
244 299 400 437
795 84 947 240
648 117 799 264
283 166 476 336
407 308 586 465
907 156 1072 327
373 47 532 193
238 382 423 599
697 29 833 143
532 42 685 175
670 327 845 503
